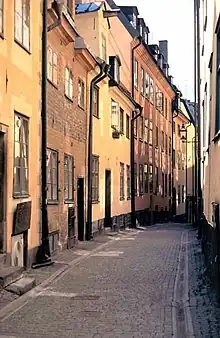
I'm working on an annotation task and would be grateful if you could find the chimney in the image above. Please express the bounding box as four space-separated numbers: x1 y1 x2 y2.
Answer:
159 40 168 63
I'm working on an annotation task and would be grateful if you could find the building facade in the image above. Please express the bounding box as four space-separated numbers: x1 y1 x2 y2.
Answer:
0 0 42 266
200 0 220 225
46 0 97 251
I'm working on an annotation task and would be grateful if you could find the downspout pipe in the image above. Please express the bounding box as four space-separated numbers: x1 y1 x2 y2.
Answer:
130 37 142 228
171 100 179 218
32 0 61 269
86 62 110 241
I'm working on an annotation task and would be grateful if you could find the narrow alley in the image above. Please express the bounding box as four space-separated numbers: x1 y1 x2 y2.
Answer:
0 224 219 338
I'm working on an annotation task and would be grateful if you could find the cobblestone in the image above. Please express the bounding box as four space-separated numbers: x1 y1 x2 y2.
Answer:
0 224 219 337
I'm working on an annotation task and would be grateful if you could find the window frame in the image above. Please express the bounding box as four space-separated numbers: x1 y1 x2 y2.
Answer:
92 155 99 203
78 78 85 109
134 59 138 89
111 99 119 129
47 148 59 203
14 0 30 51
127 165 131 199
155 126 159 148
64 154 74 203
120 108 124 134
101 33 107 62
47 46 58 86
149 164 153 193
144 163 148 193
65 67 73 100
120 162 125 200
141 67 145 96
126 114 130 139
13 113 29 198
139 164 144 195
139 115 144 140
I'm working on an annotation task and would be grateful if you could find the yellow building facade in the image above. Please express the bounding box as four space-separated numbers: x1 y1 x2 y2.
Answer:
0 1 41 265
76 2 135 231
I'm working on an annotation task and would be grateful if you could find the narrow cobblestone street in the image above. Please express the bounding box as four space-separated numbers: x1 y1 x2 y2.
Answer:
0 223 220 338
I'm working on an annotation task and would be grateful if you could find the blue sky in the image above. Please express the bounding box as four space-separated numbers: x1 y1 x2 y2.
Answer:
116 0 194 101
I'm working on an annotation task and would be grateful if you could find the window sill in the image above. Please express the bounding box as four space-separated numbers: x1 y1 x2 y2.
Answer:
139 138 143 143
127 197 131 200
78 104 85 111
93 114 100 119
14 39 31 54
64 200 74 204
64 94 73 102
47 200 59 205
92 200 100 204
13 194 30 199
120 197 125 201
212 130 220 143
139 192 144 196
47 78 58 89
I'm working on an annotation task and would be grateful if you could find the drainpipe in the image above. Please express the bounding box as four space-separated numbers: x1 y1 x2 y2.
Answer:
171 104 179 218
130 38 142 228
32 0 61 269
86 62 110 241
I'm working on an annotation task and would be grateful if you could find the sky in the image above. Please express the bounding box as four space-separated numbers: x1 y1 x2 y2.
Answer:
116 0 194 101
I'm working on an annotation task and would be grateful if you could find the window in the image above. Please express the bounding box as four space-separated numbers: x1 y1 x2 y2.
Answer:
65 67 73 100
47 149 58 202
134 59 138 89
120 163 125 200
126 114 130 138
155 167 159 194
47 47 58 85
132 13 137 29
149 121 153 145
169 136 172 155
156 90 163 111
101 34 107 61
162 131 165 151
92 155 99 203
144 164 148 193
111 99 119 128
144 31 148 44
165 97 168 119
93 86 99 117
141 67 145 96
144 118 148 142
78 78 85 109
165 134 168 154
155 126 159 147
134 163 137 195
149 164 153 193
109 56 121 83
139 164 144 195
134 118 137 137
14 113 29 197
0 0 3 34
127 165 131 199
145 73 149 98
14 0 30 50
64 154 74 202
182 185 185 203
149 78 154 104
178 185 181 204
120 108 124 134
139 116 144 140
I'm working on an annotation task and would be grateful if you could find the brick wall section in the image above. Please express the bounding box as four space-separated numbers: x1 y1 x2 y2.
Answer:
47 11 89 247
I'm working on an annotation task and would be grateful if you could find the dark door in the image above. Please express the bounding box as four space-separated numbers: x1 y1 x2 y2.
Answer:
0 133 5 252
77 177 84 241
105 170 111 227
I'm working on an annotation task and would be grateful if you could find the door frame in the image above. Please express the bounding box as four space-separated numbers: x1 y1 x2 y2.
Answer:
0 123 8 254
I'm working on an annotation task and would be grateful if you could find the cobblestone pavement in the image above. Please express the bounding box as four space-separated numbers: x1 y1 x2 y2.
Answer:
0 224 219 337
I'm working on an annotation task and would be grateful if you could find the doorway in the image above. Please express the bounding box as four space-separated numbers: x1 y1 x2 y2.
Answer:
105 170 112 228
77 177 84 241
0 132 5 252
